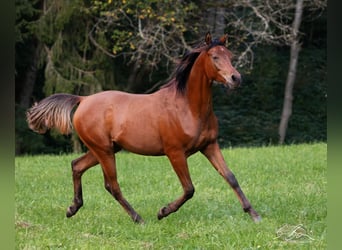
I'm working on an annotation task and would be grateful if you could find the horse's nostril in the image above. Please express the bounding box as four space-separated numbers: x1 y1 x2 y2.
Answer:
232 75 240 84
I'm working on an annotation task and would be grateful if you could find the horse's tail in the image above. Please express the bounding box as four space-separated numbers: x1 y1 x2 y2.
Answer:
26 93 85 135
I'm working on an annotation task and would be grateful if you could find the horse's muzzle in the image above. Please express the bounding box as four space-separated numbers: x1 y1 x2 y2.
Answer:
231 74 241 86
224 74 241 89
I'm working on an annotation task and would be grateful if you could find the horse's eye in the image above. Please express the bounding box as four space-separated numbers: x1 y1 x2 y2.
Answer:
212 56 219 61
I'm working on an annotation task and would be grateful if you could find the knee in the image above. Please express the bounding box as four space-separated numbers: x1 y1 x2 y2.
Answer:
71 158 79 169
71 159 85 178
185 186 195 199
104 182 111 193
226 173 239 189
71 160 79 172
71 160 76 170
104 183 122 200
71 161 79 176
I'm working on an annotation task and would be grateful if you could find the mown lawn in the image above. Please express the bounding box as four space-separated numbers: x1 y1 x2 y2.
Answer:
15 143 326 249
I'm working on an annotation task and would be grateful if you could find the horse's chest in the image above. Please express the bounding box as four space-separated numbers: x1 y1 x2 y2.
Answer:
183 116 218 150
195 122 217 145
159 110 218 153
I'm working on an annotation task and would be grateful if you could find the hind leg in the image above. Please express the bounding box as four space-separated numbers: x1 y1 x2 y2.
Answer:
93 149 144 223
66 151 98 217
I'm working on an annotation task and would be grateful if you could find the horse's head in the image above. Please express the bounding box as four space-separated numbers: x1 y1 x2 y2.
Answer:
204 33 241 89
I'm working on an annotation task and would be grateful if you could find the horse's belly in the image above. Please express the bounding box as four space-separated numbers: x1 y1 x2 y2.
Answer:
122 142 164 156
112 126 164 156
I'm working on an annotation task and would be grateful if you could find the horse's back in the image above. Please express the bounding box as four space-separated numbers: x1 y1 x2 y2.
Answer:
73 90 166 155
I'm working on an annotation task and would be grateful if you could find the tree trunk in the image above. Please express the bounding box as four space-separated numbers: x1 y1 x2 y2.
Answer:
278 0 303 144
206 0 225 35
72 132 82 154
19 41 42 108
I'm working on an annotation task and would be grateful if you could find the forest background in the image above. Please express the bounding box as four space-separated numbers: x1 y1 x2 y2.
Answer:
15 0 327 155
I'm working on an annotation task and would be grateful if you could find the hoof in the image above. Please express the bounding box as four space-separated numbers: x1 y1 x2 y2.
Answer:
157 207 168 220
66 206 79 218
252 214 262 223
246 207 261 223
249 209 262 223
132 214 144 224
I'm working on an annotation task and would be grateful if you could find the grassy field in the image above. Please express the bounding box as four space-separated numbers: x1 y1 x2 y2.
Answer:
15 143 326 249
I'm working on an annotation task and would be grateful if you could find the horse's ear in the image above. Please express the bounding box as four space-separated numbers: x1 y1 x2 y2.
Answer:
205 32 212 45
219 34 228 46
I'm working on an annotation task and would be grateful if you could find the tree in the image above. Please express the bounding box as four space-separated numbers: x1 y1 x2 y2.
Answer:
87 0 200 92
16 0 105 153
217 0 326 143
16 0 202 153
278 0 304 144
15 0 326 154
36 0 107 96
15 0 43 108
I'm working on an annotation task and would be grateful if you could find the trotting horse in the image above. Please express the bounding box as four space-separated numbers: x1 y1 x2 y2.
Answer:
26 33 261 223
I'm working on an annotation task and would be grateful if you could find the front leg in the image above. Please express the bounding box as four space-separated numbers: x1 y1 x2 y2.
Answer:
157 151 195 220
201 142 261 222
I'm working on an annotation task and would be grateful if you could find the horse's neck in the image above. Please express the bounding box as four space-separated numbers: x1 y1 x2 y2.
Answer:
185 57 214 118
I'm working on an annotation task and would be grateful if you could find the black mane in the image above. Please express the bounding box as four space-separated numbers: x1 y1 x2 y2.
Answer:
162 38 226 94
174 49 203 93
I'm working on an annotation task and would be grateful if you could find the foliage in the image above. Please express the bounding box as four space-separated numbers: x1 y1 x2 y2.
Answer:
15 143 327 249
15 0 327 154
32 0 109 95
86 0 200 92
214 43 326 147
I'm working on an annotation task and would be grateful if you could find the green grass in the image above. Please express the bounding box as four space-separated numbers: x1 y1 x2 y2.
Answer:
15 143 326 249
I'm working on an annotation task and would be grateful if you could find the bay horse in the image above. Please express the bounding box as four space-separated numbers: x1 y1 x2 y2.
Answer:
26 33 261 223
